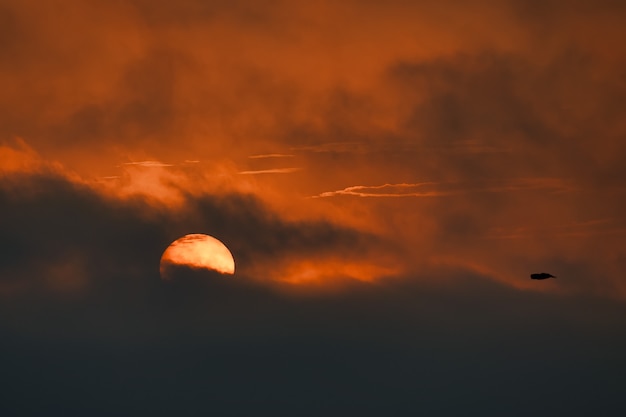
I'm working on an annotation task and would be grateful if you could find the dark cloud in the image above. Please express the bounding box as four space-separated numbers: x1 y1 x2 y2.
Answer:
1 171 626 416
0 172 166 293
2 263 626 416
184 193 381 265
0 170 385 294
386 50 626 180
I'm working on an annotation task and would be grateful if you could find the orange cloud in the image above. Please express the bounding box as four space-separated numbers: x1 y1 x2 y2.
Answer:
1 0 625 301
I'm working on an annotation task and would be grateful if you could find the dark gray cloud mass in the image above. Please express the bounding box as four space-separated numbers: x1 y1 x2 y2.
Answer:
1 171 626 416
0 170 380 292
2 267 626 416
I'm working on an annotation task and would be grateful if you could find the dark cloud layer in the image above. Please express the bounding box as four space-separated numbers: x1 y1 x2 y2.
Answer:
2 266 626 416
0 170 381 293
1 171 626 416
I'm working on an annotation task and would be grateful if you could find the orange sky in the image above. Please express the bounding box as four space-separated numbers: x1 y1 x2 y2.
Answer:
1 0 626 298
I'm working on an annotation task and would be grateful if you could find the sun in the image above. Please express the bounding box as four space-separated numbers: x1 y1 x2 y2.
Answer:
160 234 235 280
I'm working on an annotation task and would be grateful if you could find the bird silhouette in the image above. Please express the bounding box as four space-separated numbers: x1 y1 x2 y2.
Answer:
530 272 556 280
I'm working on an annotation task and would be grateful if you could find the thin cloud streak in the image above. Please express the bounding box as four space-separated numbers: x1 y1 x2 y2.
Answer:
313 182 443 198
248 154 295 159
121 161 174 168
238 168 301 175
313 178 574 198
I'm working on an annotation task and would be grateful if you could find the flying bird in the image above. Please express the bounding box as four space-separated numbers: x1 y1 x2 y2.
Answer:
530 272 556 280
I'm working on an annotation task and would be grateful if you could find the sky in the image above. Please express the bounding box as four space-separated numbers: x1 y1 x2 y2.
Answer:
1 0 626 415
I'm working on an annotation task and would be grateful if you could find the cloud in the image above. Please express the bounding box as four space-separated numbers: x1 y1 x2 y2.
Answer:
0 138 52 174
2 257 626 415
3 0 623 300
314 182 443 198
121 161 174 167
238 167 301 175
0 168 389 296
248 153 295 159
314 178 573 198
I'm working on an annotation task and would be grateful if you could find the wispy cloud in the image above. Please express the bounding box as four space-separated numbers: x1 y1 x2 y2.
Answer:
313 183 443 198
313 178 573 198
239 168 301 175
121 161 174 168
248 154 295 159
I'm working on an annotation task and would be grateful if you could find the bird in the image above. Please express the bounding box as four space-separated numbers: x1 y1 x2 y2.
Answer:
530 272 556 280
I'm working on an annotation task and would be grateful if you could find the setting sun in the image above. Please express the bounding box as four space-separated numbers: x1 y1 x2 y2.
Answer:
160 234 235 279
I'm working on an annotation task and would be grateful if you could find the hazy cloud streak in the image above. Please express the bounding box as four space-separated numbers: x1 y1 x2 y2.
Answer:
121 161 174 167
248 154 295 159
314 178 574 198
238 168 301 175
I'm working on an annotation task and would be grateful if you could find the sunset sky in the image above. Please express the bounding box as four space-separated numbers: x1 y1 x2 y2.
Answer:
2 1 626 415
